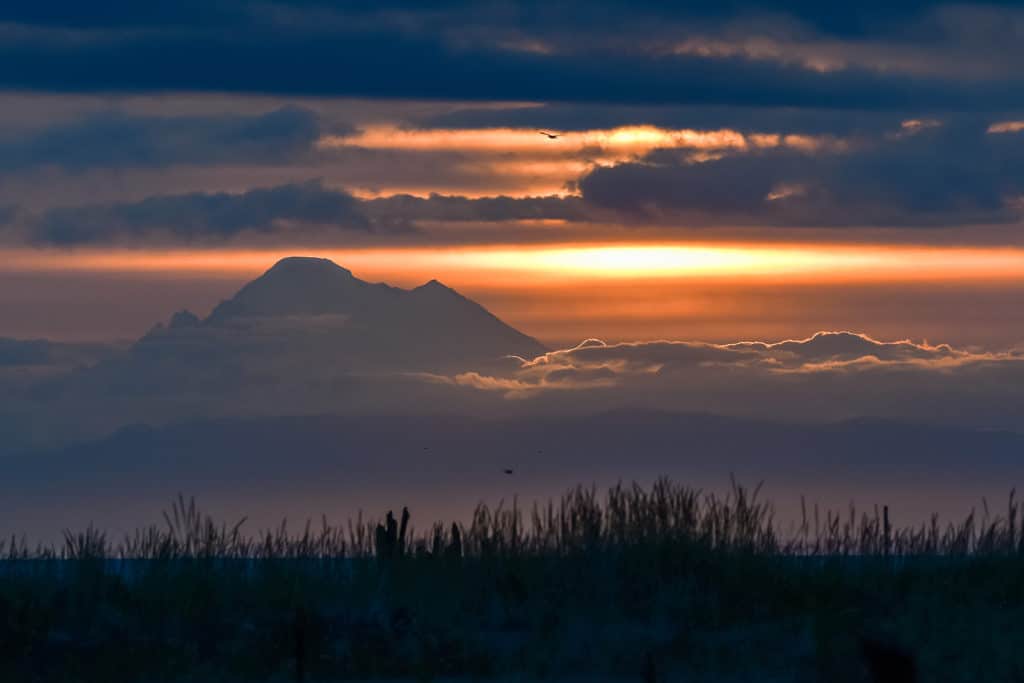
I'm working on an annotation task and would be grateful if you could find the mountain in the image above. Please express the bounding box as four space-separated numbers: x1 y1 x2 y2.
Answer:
142 256 548 370
206 257 403 322
0 257 553 451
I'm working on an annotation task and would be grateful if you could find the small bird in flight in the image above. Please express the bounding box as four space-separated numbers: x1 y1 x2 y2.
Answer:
538 130 561 140
503 468 515 475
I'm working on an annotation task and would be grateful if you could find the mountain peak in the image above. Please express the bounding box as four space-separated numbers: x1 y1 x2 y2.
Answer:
206 256 390 323
198 256 547 366
266 256 354 278
269 255 349 270
414 278 456 294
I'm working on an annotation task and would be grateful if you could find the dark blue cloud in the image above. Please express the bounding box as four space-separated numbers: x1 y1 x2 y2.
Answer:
3 1 1019 38
579 121 1024 226
0 1 248 28
12 189 589 245
0 2 1023 109
0 106 327 171
27 181 374 244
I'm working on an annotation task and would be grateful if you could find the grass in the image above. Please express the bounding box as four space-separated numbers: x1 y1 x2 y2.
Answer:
3 478 1024 682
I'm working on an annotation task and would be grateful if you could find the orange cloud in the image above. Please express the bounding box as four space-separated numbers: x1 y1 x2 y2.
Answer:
988 121 1024 134
315 125 847 197
320 124 842 159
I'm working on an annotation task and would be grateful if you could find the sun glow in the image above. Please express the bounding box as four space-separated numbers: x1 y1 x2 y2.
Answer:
319 125 841 157
457 244 1024 281
6 243 1024 285
8 243 1024 346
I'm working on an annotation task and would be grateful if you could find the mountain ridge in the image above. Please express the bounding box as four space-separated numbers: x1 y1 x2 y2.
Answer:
140 255 548 370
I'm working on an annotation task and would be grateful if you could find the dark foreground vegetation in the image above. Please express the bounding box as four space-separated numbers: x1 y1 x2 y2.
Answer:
4 480 1024 682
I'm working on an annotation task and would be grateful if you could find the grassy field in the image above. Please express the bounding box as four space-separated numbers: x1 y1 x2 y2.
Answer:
3 479 1024 682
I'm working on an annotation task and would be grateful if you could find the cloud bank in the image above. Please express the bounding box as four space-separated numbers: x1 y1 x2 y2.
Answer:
3 111 1024 243
579 121 1024 227
0 2 1023 244
3 3 1024 112
471 331 990 396
4 324 1024 453
422 332 1024 430
20 181 386 245
0 106 328 172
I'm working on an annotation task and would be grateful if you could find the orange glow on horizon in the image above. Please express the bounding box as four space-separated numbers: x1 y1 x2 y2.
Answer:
5 243 1024 286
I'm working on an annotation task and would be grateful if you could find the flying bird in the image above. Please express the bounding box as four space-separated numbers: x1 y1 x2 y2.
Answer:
538 130 561 140
503 468 515 475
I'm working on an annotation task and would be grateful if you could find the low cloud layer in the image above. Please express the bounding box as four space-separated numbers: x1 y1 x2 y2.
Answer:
425 332 1024 429
456 331 993 397
0 106 327 172
6 183 587 245
5 322 1024 453
18 181 385 245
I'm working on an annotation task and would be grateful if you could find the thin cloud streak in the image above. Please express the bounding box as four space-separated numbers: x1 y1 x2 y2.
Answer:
322 123 847 160
988 121 1024 134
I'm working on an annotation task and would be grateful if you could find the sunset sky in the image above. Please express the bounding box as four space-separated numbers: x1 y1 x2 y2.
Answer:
6 1 1024 538
2 1 1024 349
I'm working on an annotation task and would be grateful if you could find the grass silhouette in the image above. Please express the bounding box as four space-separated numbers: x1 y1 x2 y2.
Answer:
2 479 1022 681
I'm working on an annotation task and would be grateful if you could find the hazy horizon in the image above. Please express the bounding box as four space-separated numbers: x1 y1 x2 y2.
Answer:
6 251 1024 351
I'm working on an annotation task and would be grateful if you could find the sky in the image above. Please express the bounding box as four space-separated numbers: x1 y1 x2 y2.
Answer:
2 1 1024 348
4 1 1024 532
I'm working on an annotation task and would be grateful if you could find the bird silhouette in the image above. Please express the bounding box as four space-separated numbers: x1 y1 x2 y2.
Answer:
538 130 561 140
503 468 514 475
